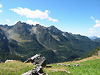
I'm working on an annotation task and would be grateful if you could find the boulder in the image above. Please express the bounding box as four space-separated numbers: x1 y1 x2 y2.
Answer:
22 54 47 75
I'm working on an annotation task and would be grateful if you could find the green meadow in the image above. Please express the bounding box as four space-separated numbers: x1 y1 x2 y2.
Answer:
0 56 100 75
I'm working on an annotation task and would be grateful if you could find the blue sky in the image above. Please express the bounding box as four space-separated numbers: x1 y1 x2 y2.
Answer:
0 0 100 37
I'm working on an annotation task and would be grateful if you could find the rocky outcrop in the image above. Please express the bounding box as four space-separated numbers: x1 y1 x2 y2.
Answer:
22 54 47 75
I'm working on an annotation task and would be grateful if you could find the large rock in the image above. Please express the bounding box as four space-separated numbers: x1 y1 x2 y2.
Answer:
24 54 46 67
22 54 47 75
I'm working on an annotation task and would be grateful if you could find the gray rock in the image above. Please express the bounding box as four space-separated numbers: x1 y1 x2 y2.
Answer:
76 64 80 66
66 64 70 67
5 60 14 63
98 50 100 56
73 64 80 67
22 54 47 75
73 64 76 67
22 70 36 75
24 54 46 67
57 63 60 65
61 64 66 66
65 71 71 74
35 64 43 73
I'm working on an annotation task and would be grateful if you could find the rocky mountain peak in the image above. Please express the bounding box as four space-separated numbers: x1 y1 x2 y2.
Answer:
15 21 28 26
36 24 40 26
16 21 20 24
48 25 62 33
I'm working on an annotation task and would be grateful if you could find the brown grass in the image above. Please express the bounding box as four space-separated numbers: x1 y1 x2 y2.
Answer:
44 64 68 72
73 55 100 63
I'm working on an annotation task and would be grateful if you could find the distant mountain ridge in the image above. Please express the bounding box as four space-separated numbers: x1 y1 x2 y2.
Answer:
89 36 100 43
0 21 100 63
89 36 99 40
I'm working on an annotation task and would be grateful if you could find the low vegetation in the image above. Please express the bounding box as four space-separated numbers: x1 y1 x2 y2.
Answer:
0 61 33 75
0 56 100 75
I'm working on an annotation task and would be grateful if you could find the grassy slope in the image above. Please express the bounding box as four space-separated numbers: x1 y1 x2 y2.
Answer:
44 56 100 75
0 61 34 75
0 56 100 75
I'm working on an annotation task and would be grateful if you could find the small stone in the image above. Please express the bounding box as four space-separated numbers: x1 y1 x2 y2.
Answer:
61 64 66 66
76 64 80 66
57 63 60 65
66 64 70 66
65 71 71 74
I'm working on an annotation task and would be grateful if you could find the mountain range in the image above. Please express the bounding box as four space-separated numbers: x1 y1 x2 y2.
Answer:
89 36 100 43
0 21 100 63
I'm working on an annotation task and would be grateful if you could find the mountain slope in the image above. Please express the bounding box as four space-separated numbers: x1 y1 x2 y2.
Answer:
0 21 100 63
0 29 9 52
0 28 24 62
82 46 100 59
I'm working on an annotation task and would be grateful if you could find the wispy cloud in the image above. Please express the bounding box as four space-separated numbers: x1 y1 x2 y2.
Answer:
0 3 2 13
89 16 100 37
48 17 58 22
93 20 100 28
90 16 94 20
90 16 100 28
0 4 2 8
6 19 10 23
89 28 96 33
0 10 2 12
10 7 58 22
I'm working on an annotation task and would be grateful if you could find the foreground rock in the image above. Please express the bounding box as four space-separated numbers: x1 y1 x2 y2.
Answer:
5 60 14 63
22 54 47 75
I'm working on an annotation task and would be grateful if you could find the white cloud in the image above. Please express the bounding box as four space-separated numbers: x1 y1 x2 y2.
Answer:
48 17 58 22
26 20 40 25
89 16 100 37
89 28 96 33
15 20 43 26
0 4 2 8
6 19 10 23
26 20 44 26
26 20 35 25
10 7 49 19
93 20 100 28
90 16 94 20
10 7 58 22
90 16 100 28
0 4 2 13
0 10 2 12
